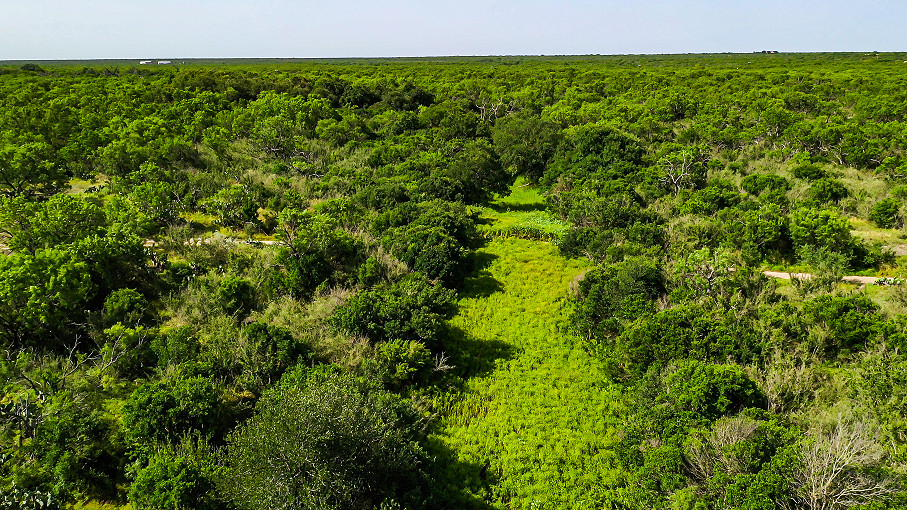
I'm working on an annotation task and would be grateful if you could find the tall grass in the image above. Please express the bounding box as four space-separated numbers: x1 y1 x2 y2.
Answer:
431 185 629 509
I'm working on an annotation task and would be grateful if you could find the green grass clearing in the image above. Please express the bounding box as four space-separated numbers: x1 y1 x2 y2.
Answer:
431 185 628 508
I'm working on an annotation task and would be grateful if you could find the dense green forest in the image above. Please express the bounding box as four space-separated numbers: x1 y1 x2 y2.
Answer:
3 53 907 509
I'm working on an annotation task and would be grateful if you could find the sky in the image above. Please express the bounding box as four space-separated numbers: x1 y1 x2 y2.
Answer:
1 0 905 60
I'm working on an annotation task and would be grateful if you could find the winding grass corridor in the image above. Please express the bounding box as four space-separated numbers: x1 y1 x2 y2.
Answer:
431 187 630 509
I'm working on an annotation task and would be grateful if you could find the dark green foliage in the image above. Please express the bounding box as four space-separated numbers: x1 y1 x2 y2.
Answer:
219 370 428 510
653 360 766 426
152 327 202 367
491 111 561 181
128 442 225 510
791 162 827 180
807 177 849 203
123 377 229 450
545 123 645 186
718 204 789 263
274 209 362 297
805 294 881 357
391 225 469 286
373 339 432 389
0 483 62 510
679 180 742 216
238 322 310 392
572 257 664 339
870 197 901 228
0 137 66 199
217 276 256 317
612 306 760 377
331 274 456 350
741 173 791 196
3 56 907 508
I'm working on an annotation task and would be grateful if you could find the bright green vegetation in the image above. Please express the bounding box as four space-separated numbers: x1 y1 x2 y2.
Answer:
4 55 907 509
434 189 620 508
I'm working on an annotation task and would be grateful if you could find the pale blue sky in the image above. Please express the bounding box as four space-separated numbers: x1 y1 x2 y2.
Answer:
1 0 904 60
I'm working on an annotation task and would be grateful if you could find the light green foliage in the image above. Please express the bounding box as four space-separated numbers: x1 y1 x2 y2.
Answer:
375 339 432 388
0 136 66 198
432 187 623 508
0 249 93 348
0 194 106 254
788 207 855 256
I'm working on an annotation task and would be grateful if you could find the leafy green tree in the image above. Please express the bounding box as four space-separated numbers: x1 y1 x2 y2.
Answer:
0 194 105 254
870 198 901 228
123 377 228 451
788 208 854 256
805 294 881 358
103 288 149 326
237 322 310 392
0 136 66 198
491 111 561 181
235 92 337 159
219 370 428 510
331 274 456 350
613 306 759 377
0 249 93 348
741 174 791 196
273 209 361 297
806 178 848 203
572 256 664 339
718 204 789 263
128 439 225 510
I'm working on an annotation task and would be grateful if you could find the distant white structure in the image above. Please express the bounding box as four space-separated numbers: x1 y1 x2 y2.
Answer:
139 60 152 65
157 60 171 65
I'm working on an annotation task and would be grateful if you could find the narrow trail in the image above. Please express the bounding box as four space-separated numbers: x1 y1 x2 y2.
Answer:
762 271 879 285
432 190 626 509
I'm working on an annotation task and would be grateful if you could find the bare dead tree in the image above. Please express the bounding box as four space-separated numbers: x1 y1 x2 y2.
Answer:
787 413 898 510
686 414 760 483
659 151 696 197
433 352 453 373
475 97 522 122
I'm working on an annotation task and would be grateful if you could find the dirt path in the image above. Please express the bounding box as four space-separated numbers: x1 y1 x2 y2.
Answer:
762 271 879 285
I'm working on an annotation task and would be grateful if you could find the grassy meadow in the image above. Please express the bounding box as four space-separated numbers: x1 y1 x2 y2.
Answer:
431 185 628 508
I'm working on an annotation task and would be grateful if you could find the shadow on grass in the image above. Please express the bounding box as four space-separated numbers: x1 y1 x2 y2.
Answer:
444 325 515 381
487 201 547 213
424 435 501 510
462 251 503 299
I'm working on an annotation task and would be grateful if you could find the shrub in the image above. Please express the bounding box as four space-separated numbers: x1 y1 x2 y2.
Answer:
217 276 256 317
128 441 224 510
870 198 901 228
741 174 791 195
807 178 848 203
103 288 148 326
123 377 228 451
791 162 827 180
572 257 664 339
331 274 456 350
805 294 881 358
219 370 427 510
788 208 854 255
